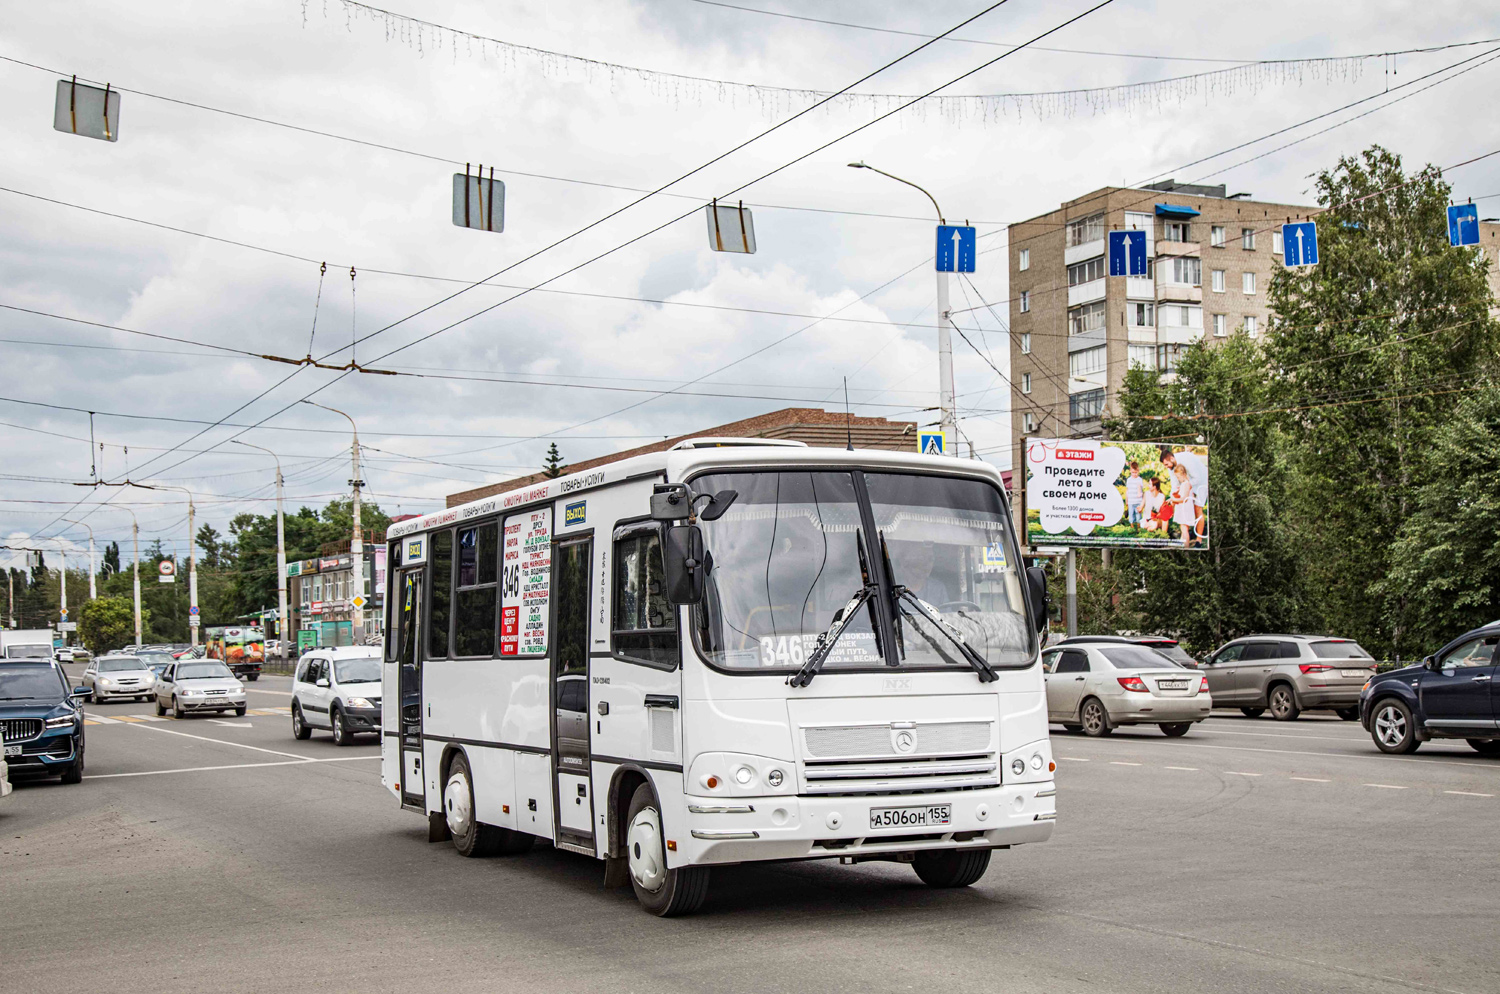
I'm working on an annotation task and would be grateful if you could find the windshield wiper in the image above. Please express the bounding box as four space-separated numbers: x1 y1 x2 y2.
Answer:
894 589 999 683
788 532 883 688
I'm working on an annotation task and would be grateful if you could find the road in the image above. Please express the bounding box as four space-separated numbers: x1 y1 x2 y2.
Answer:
4 664 1499 994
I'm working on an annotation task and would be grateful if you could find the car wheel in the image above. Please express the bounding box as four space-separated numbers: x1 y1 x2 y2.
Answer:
1240 707 1265 718
155 698 167 717
172 697 186 720
626 782 710 916
1466 739 1500 756
1371 698 1419 754
1159 723 1192 737
234 706 247 717
60 751 83 784
1268 684 1301 721
331 708 351 747
1061 724 1083 734
1080 698 1111 737
247 673 259 682
291 703 311 740
913 848 992 888
1335 707 1360 721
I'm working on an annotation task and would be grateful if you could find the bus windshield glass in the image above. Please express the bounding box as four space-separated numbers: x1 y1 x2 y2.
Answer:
693 471 1033 672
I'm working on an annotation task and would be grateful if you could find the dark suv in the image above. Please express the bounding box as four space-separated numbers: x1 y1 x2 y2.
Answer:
1360 622 1500 755
0 661 86 783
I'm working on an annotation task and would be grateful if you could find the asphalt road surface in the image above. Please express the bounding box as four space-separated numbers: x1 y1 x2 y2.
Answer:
5 663 1499 994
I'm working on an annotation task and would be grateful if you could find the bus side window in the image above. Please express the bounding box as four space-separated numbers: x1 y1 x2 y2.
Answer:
612 527 679 669
428 529 454 659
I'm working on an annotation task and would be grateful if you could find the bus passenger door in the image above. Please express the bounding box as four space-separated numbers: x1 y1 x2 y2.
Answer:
551 536 596 847
396 571 425 809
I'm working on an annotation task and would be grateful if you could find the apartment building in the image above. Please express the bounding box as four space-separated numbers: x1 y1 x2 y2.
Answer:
1007 180 1312 464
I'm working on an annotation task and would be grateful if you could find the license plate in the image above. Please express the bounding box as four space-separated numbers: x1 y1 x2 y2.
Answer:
869 804 951 830
4 745 20 757
1158 680 1188 690
1342 669 1370 678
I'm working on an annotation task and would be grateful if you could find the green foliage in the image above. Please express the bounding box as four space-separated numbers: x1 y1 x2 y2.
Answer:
543 442 565 479
78 595 148 654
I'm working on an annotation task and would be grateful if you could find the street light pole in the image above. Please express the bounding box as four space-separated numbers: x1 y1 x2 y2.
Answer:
235 440 288 664
50 538 67 638
62 520 96 602
848 161 957 435
151 485 199 646
302 400 364 643
121 508 142 648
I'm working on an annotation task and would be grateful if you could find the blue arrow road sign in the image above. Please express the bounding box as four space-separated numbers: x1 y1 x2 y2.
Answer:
1282 222 1318 267
936 225 976 273
1448 203 1480 246
1108 230 1147 276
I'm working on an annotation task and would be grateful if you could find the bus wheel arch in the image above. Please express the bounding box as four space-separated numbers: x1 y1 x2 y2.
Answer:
608 766 653 861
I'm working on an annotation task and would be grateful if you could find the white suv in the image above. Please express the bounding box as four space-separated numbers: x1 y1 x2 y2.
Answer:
291 647 382 746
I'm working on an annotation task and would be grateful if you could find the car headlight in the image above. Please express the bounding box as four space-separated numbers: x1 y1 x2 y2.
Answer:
98 678 114 688
346 697 374 709
181 689 202 696
45 713 78 729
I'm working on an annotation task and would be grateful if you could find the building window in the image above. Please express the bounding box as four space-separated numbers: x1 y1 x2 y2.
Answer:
1019 290 1030 313
1245 314 1258 337
1213 313 1227 337
1210 225 1225 247
1211 269 1225 293
1068 300 1106 335
1169 256 1201 286
1069 389 1105 423
613 529 679 668
1243 271 1257 294
1163 221 1191 242
1272 230 1284 255
300 577 311 608
1065 213 1104 247
1018 248 1030 271
1067 256 1106 286
1159 304 1202 328
1069 346 1106 378
453 522 498 658
1128 344 1156 369
1020 332 1031 354
1129 301 1155 328
1021 372 1032 394
1023 412 1035 434
1242 227 1256 250
1156 344 1183 373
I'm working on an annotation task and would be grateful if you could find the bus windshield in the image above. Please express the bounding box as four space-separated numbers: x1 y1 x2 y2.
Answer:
693 470 1034 673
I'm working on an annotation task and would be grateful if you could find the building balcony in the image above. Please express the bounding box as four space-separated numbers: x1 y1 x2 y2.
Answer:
1156 282 1202 304
1157 324 1204 345
1155 240 1201 257
1067 278 1106 307
1125 276 1155 299
1064 239 1105 266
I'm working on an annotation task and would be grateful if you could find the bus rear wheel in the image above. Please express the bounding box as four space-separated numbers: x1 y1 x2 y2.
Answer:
913 848 992 888
625 783 709 917
443 753 533 858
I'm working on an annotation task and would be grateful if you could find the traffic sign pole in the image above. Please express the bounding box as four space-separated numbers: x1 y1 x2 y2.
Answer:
936 265 955 432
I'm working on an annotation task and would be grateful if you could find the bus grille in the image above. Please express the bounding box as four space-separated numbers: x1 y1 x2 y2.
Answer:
803 720 990 759
802 754 999 796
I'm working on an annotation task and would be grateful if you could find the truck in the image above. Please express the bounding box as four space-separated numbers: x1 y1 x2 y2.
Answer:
1 629 56 661
203 626 265 681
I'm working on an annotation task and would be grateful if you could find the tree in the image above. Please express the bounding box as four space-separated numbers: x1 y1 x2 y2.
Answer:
1266 146 1500 657
102 541 121 576
542 442 565 478
196 524 226 569
78 595 147 654
1106 334 1305 655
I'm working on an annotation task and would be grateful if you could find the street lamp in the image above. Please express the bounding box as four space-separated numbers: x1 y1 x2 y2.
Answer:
61 519 97 601
49 538 67 637
235 440 289 664
301 400 365 643
116 507 143 648
149 484 200 646
847 161 956 435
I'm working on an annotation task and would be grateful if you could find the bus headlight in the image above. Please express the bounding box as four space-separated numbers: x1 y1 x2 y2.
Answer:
1030 753 1044 771
688 753 794 796
765 769 784 788
1011 758 1026 777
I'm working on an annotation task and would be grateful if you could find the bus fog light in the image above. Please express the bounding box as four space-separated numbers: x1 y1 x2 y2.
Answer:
766 769 784 788
771 807 789 826
1010 758 1025 777
975 804 989 821
734 766 754 786
1030 753 1044 771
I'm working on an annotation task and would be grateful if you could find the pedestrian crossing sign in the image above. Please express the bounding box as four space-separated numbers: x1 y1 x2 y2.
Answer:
918 430 951 456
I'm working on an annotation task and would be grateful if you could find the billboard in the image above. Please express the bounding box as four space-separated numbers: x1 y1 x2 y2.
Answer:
1024 438 1209 550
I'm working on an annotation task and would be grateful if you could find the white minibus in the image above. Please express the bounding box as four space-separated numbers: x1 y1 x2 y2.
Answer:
382 438 1056 915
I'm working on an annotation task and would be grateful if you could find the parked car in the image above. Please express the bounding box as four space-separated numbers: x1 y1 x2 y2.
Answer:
153 659 247 718
135 649 179 675
80 654 158 703
0 661 85 783
1201 635 1375 721
1055 634 1200 668
1043 641 1211 736
1360 623 1500 754
290 647 382 745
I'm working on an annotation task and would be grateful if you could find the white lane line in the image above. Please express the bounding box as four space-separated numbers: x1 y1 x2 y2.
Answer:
1164 766 1199 771
87 756 379 779
1060 757 1090 762
1109 761 1141 767
207 719 253 728
1127 739 1500 774
1364 783 1408 789
1225 771 1261 777
1200 727 1367 744
122 721 311 760
245 688 293 696
1444 790 1494 797
1291 777 1331 783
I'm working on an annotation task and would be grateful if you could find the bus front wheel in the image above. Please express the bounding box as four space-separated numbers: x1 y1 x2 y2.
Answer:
625 783 710 917
913 848 992 888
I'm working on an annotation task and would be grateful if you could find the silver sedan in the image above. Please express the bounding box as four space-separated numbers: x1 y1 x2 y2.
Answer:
153 660 247 718
81 655 158 703
1043 642 1212 736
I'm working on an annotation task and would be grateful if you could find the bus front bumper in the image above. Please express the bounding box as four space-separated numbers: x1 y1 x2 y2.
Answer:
676 781 1056 866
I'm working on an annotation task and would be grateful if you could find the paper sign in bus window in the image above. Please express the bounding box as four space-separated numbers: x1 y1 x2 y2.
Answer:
501 508 552 656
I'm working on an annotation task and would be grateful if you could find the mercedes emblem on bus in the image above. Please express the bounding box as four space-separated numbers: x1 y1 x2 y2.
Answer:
891 723 918 754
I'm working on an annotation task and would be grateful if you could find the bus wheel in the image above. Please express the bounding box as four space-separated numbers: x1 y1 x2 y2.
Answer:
625 783 710 917
445 753 500 857
913 848 992 888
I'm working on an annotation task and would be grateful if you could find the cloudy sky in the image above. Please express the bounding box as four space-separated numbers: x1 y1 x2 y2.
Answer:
4 0 1499 566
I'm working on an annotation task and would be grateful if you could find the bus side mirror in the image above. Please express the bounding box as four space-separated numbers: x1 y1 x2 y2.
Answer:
662 525 705 605
651 483 693 522
1025 566 1049 635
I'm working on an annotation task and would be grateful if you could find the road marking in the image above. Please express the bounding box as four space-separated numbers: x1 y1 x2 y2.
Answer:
207 719 252 727
245 687 293 696
1444 790 1494 797
1109 761 1141 766
1164 766 1198 771
1060 757 1089 762
87 756 379 779
122 721 311 760
1123 739 1500 774
1363 783 1407 789
1225 771 1261 776
1290 777 1331 783
112 715 146 722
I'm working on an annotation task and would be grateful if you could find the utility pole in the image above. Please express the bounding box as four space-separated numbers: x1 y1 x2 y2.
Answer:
235 441 289 663
121 508 142 648
848 161 957 434
1065 549 1078 637
152 485 199 646
63 520 97 601
52 538 67 643
302 400 364 642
